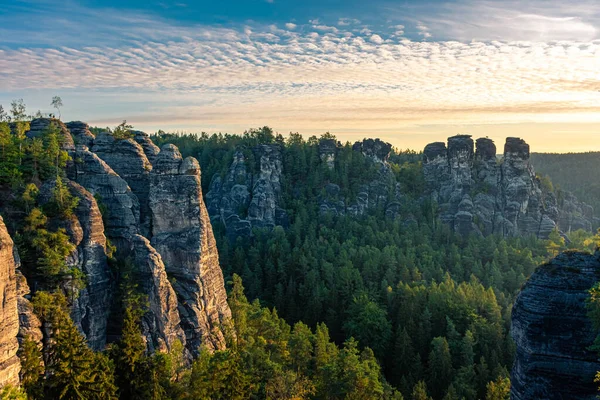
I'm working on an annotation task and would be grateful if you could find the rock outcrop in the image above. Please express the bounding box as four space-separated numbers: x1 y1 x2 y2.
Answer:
92 131 153 237
131 235 187 353
36 179 112 351
67 146 140 251
319 139 402 219
132 131 160 166
206 144 289 240
423 135 594 238
150 144 232 354
511 251 600 399
65 121 95 147
0 216 21 387
319 139 337 170
26 118 75 150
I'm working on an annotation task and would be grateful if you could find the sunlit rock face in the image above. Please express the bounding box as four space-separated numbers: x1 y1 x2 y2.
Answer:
131 234 187 354
92 131 153 237
26 118 75 151
423 135 593 238
150 144 232 355
0 216 21 387
511 251 600 400
67 145 141 252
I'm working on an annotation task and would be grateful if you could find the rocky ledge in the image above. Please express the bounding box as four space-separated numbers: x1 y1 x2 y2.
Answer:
511 251 600 399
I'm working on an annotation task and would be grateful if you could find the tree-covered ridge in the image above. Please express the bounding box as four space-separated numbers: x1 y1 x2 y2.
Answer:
531 152 600 218
1 95 597 400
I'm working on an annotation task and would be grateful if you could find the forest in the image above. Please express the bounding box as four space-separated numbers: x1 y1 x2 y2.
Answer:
0 101 597 400
531 152 600 217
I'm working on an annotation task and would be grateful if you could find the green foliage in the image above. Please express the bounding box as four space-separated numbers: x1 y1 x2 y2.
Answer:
31 291 118 399
111 120 134 140
45 176 80 219
0 385 28 400
18 335 44 399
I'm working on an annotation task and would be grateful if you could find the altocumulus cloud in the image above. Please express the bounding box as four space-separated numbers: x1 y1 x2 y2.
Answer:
0 0 599 143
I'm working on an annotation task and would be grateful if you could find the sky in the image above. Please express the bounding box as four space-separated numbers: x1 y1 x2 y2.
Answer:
0 0 599 152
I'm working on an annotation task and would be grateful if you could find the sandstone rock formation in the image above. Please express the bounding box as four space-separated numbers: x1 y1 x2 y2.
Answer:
511 251 600 399
319 138 402 218
92 131 153 237
36 179 112 350
150 144 232 354
206 144 289 240
67 145 140 251
423 135 594 238
132 130 160 166
26 118 75 150
0 216 21 387
319 139 337 170
65 121 95 147
131 235 187 353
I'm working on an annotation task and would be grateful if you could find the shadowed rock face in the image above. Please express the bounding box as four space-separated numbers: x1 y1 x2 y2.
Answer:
0 216 21 387
66 121 95 147
423 135 594 238
66 181 112 350
511 251 600 400
132 131 160 166
352 138 392 163
131 235 187 354
205 145 289 240
150 144 232 355
319 139 337 170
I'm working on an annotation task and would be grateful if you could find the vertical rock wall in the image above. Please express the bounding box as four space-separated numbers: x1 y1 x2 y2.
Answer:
150 145 231 354
0 216 21 387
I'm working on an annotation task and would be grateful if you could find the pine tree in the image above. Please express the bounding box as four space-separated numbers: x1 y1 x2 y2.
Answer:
18 335 44 399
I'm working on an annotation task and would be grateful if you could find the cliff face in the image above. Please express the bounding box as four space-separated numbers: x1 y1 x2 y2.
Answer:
511 251 600 400
150 145 232 354
131 235 187 353
206 144 289 240
92 131 153 237
0 216 21 387
423 135 594 238
319 139 402 219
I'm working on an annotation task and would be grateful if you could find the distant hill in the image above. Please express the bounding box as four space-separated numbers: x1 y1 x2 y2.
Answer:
531 152 600 218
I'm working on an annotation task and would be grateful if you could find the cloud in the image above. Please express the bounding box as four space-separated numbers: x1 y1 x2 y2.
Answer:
338 18 361 26
416 22 432 39
382 0 600 41
369 34 384 44
1 1 599 150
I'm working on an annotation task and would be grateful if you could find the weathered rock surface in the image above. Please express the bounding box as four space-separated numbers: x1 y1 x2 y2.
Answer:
26 118 75 150
352 138 392 163
423 135 594 238
319 139 338 170
150 144 232 355
0 216 21 387
66 182 112 350
132 130 160 166
66 121 95 147
67 145 140 251
511 251 600 399
206 145 288 240
319 139 402 219
131 235 187 353
92 131 153 237
36 179 112 350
